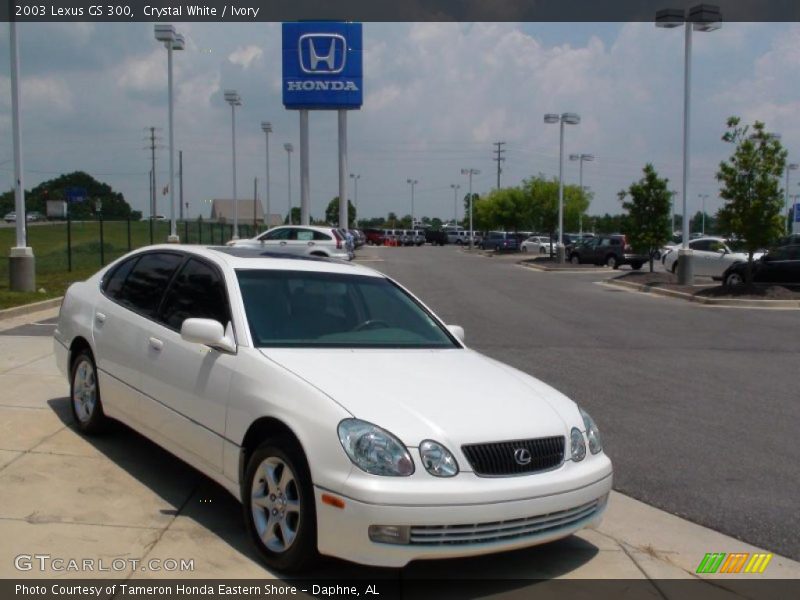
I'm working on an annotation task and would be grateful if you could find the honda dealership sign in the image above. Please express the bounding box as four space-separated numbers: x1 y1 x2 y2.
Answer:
282 22 363 110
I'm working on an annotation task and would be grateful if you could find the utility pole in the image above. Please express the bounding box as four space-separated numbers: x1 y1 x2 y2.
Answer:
253 177 258 231
493 141 506 190
145 127 161 223
178 150 183 221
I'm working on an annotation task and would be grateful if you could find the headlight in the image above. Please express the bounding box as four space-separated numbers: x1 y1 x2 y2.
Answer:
580 408 603 455
570 427 586 462
338 419 414 476
419 440 458 477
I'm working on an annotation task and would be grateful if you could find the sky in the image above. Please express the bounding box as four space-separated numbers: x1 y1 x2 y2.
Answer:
1 21 799 224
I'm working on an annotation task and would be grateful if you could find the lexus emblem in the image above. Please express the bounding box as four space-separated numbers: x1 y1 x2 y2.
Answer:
513 448 532 465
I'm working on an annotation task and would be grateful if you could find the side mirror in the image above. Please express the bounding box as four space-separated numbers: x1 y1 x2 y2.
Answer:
447 325 465 344
181 318 236 353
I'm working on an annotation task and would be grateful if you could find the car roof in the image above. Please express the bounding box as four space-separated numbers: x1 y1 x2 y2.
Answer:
128 245 383 278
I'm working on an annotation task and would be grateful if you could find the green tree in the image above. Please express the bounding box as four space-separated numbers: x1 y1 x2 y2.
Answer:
716 117 787 284
324 196 356 226
284 206 301 224
618 164 672 272
521 175 590 234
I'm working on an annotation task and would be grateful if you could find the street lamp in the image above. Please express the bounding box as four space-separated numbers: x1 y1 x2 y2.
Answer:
569 153 594 238
698 193 709 235
461 168 480 250
406 179 418 228
284 143 294 224
261 122 272 231
785 163 798 235
545 112 580 263
154 24 184 243
656 3 722 283
349 173 360 227
450 183 460 226
224 90 242 239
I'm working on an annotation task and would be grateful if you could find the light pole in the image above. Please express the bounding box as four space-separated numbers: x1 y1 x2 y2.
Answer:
261 122 272 230
569 153 594 238
406 179 418 228
461 169 480 250
698 193 709 235
154 24 184 243
8 22 34 291
656 4 722 284
284 143 294 224
545 112 581 263
785 163 798 235
450 184 460 226
224 90 242 239
349 173 360 227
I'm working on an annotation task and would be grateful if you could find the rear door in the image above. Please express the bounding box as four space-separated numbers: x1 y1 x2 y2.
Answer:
95 252 184 423
138 257 236 473
688 240 714 276
258 226 293 253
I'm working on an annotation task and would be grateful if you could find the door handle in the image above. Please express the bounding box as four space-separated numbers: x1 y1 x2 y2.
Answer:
148 337 164 352
279 241 287 246
95 312 106 324
307 241 315 246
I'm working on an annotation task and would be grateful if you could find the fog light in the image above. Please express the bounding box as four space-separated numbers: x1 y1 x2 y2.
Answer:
368 525 410 545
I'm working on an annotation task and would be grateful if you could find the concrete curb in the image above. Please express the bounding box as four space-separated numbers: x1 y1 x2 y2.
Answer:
0 297 63 321
519 260 609 273
606 278 800 308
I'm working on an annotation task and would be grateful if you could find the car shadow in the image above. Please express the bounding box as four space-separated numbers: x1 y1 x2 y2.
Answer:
47 396 600 592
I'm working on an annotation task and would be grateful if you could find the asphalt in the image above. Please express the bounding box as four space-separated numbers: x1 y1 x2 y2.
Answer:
365 245 800 561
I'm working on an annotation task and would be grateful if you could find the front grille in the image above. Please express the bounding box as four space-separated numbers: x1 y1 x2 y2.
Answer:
462 436 564 476
409 500 599 545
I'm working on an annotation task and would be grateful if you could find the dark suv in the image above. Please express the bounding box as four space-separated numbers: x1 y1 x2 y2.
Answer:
480 231 520 252
568 234 647 269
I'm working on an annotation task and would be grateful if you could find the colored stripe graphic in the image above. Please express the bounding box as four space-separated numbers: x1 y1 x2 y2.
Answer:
698 552 773 574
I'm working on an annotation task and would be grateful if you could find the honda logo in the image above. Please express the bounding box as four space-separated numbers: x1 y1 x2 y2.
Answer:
299 34 347 74
513 448 532 465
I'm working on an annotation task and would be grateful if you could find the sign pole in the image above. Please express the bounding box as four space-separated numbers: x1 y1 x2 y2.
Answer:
300 109 310 225
338 110 348 228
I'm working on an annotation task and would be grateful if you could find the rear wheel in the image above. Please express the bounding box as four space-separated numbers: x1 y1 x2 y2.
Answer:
244 442 317 573
671 260 678 274
570 254 580 265
631 262 643 270
521 246 528 253
70 349 108 434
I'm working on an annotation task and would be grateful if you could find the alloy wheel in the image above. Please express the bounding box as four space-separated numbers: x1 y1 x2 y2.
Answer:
250 456 301 553
72 359 97 424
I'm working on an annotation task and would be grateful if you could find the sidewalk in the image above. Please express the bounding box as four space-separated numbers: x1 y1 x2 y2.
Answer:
0 307 798 584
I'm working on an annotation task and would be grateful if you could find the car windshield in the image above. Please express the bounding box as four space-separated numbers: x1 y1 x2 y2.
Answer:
237 270 459 349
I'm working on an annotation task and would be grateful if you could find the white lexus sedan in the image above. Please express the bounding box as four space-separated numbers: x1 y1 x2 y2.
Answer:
54 245 612 572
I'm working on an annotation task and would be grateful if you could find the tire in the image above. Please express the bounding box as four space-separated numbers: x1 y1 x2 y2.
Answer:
606 255 619 269
671 260 678 275
70 349 108 434
521 246 528 253
631 262 642 271
456 239 463 246
244 442 317 573
725 272 744 287
570 254 580 265
540 247 547 255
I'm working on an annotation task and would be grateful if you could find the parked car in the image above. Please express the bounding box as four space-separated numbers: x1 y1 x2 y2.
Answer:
662 237 755 279
412 230 426 246
568 234 648 270
227 225 351 261
349 230 365 248
425 230 449 246
481 231 520 252
383 229 410 246
27 211 44 222
363 228 386 246
521 236 555 255
447 230 468 245
55 245 612 571
722 244 800 287
3 212 15 223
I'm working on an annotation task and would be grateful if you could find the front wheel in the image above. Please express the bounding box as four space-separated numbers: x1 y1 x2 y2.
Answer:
725 272 744 287
606 255 619 269
70 349 108 434
244 443 317 573
630 262 643 271
570 254 580 265
521 246 528 253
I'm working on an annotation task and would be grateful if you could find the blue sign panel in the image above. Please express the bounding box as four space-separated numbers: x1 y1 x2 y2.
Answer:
65 187 87 203
282 22 363 110
795 203 800 222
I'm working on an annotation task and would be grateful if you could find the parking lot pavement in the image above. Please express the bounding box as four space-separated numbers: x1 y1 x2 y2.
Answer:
1 306 799 583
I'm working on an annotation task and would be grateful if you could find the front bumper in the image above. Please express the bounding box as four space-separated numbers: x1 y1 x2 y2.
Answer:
315 456 612 567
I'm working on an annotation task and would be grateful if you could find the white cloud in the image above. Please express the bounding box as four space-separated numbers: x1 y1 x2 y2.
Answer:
227 45 263 69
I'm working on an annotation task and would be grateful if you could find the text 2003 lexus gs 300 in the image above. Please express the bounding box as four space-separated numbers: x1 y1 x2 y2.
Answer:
54 245 612 572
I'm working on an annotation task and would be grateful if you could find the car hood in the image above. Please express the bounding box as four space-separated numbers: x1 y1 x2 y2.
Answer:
259 348 579 447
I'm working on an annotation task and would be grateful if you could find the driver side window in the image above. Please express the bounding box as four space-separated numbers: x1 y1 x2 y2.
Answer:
159 258 231 331
260 228 292 241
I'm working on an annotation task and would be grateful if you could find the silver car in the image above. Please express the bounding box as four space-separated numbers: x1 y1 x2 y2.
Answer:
228 225 351 260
